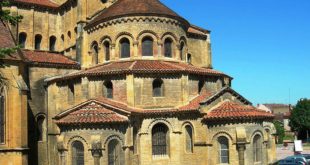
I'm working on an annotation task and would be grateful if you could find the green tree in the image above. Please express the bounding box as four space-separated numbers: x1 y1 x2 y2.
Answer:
274 120 285 144
0 1 23 85
289 99 310 133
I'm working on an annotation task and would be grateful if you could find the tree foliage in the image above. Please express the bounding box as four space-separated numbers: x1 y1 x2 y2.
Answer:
289 98 310 132
274 120 285 144
0 1 23 85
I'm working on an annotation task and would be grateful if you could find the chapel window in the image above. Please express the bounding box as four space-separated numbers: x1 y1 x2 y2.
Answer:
253 135 262 162
92 42 99 65
152 123 169 156
35 34 42 50
218 136 229 164
103 80 113 99
185 125 193 153
0 88 5 144
49 36 57 52
103 41 110 61
142 37 153 56
72 141 84 165
68 83 75 103
37 115 45 141
180 42 185 60
187 54 192 64
198 80 204 94
152 79 164 97
120 38 130 58
108 139 122 165
18 32 27 48
164 38 172 58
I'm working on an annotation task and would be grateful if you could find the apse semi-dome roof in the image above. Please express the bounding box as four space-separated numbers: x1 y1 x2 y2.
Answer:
87 0 189 28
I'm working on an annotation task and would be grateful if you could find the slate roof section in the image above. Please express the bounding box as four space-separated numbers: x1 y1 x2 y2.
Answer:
204 101 274 121
47 60 230 82
0 21 23 61
87 0 189 28
22 50 80 68
55 101 128 125
12 0 59 8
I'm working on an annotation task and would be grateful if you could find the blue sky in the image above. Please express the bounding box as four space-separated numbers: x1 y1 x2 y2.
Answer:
162 0 310 105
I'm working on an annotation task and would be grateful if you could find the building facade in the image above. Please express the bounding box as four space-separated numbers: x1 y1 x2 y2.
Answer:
0 0 276 165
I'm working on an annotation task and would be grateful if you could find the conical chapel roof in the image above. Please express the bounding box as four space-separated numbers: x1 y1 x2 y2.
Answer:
87 0 189 28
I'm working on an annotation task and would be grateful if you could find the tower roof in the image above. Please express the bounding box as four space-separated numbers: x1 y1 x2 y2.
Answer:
87 0 189 28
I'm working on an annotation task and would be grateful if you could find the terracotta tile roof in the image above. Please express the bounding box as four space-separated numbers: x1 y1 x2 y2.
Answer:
0 21 22 61
22 50 80 68
264 104 290 109
204 101 274 121
179 91 213 111
12 0 59 8
55 101 128 125
47 60 229 82
87 0 189 28
188 25 210 36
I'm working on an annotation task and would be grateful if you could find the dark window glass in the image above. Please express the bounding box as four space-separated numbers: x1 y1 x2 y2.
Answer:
198 80 204 94
253 135 262 162
180 42 185 60
72 141 84 165
92 43 99 64
142 37 153 56
103 81 113 99
185 125 193 153
68 84 74 103
35 35 42 50
153 79 163 97
108 139 122 165
18 33 27 48
37 116 45 141
164 38 172 58
0 94 4 143
49 36 56 51
218 136 229 164
104 42 110 61
187 54 192 63
152 123 169 156
120 38 130 58
133 127 138 154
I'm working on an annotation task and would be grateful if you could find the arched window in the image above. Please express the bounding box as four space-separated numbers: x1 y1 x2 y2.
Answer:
187 54 192 64
35 34 42 50
198 80 204 94
92 42 99 65
152 123 169 156
103 81 113 99
72 141 84 165
253 135 262 162
153 79 164 97
68 31 72 40
0 88 5 144
142 37 153 56
218 136 229 164
103 41 110 61
180 42 185 60
120 38 130 58
49 36 57 51
185 125 193 153
68 83 74 103
18 32 27 48
108 139 122 165
37 115 45 141
164 38 172 58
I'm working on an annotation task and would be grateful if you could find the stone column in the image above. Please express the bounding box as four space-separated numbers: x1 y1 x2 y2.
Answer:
157 41 162 59
237 144 246 165
133 41 139 58
111 43 116 61
91 149 102 165
59 150 67 165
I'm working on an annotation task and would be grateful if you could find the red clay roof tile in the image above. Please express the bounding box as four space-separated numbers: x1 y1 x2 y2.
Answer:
204 101 274 121
87 0 188 28
12 0 59 8
0 21 22 61
48 60 229 82
22 50 80 67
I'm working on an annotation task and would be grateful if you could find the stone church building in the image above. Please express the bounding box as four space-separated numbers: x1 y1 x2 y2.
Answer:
0 0 277 164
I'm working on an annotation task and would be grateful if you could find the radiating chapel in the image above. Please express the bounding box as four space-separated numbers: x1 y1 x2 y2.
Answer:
0 0 277 165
